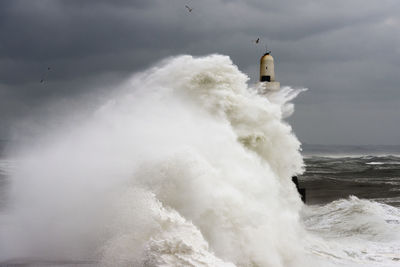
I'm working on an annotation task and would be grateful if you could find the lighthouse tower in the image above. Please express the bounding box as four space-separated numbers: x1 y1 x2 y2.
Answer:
259 50 280 93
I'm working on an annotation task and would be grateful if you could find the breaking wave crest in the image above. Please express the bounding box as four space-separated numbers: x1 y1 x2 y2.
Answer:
0 55 307 266
303 196 400 266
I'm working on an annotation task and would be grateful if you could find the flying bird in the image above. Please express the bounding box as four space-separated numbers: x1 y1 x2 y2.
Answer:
40 67 51 83
185 5 193 12
252 38 260 44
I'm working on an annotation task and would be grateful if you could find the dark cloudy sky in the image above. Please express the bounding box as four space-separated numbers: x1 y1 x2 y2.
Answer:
1 0 399 145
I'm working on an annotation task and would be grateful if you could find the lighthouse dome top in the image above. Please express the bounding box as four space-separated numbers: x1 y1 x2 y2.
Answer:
264 50 271 55
261 52 274 61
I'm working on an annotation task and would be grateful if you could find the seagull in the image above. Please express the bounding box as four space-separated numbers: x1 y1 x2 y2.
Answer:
40 67 51 83
185 5 193 12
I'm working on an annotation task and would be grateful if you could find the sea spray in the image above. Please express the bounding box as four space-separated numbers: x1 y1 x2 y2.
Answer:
302 196 400 266
0 55 307 266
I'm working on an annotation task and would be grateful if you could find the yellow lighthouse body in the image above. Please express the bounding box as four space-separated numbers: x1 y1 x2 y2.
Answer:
259 52 280 92
260 53 275 82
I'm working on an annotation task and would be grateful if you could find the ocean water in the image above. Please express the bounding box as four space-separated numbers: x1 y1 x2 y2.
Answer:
299 153 400 266
0 55 399 266
301 154 400 206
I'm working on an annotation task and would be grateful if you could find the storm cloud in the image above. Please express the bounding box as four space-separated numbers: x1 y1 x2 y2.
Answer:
1 0 399 144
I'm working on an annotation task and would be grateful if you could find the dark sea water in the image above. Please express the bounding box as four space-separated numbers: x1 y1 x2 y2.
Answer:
300 144 400 207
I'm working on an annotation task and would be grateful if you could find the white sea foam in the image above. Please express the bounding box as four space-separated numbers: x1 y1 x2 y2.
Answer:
0 55 308 266
303 196 400 266
366 161 400 165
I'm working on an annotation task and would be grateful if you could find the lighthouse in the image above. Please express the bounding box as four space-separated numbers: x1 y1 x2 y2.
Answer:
259 50 280 93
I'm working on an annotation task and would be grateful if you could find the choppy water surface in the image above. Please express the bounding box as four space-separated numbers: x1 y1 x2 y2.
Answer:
299 154 400 266
301 155 400 206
